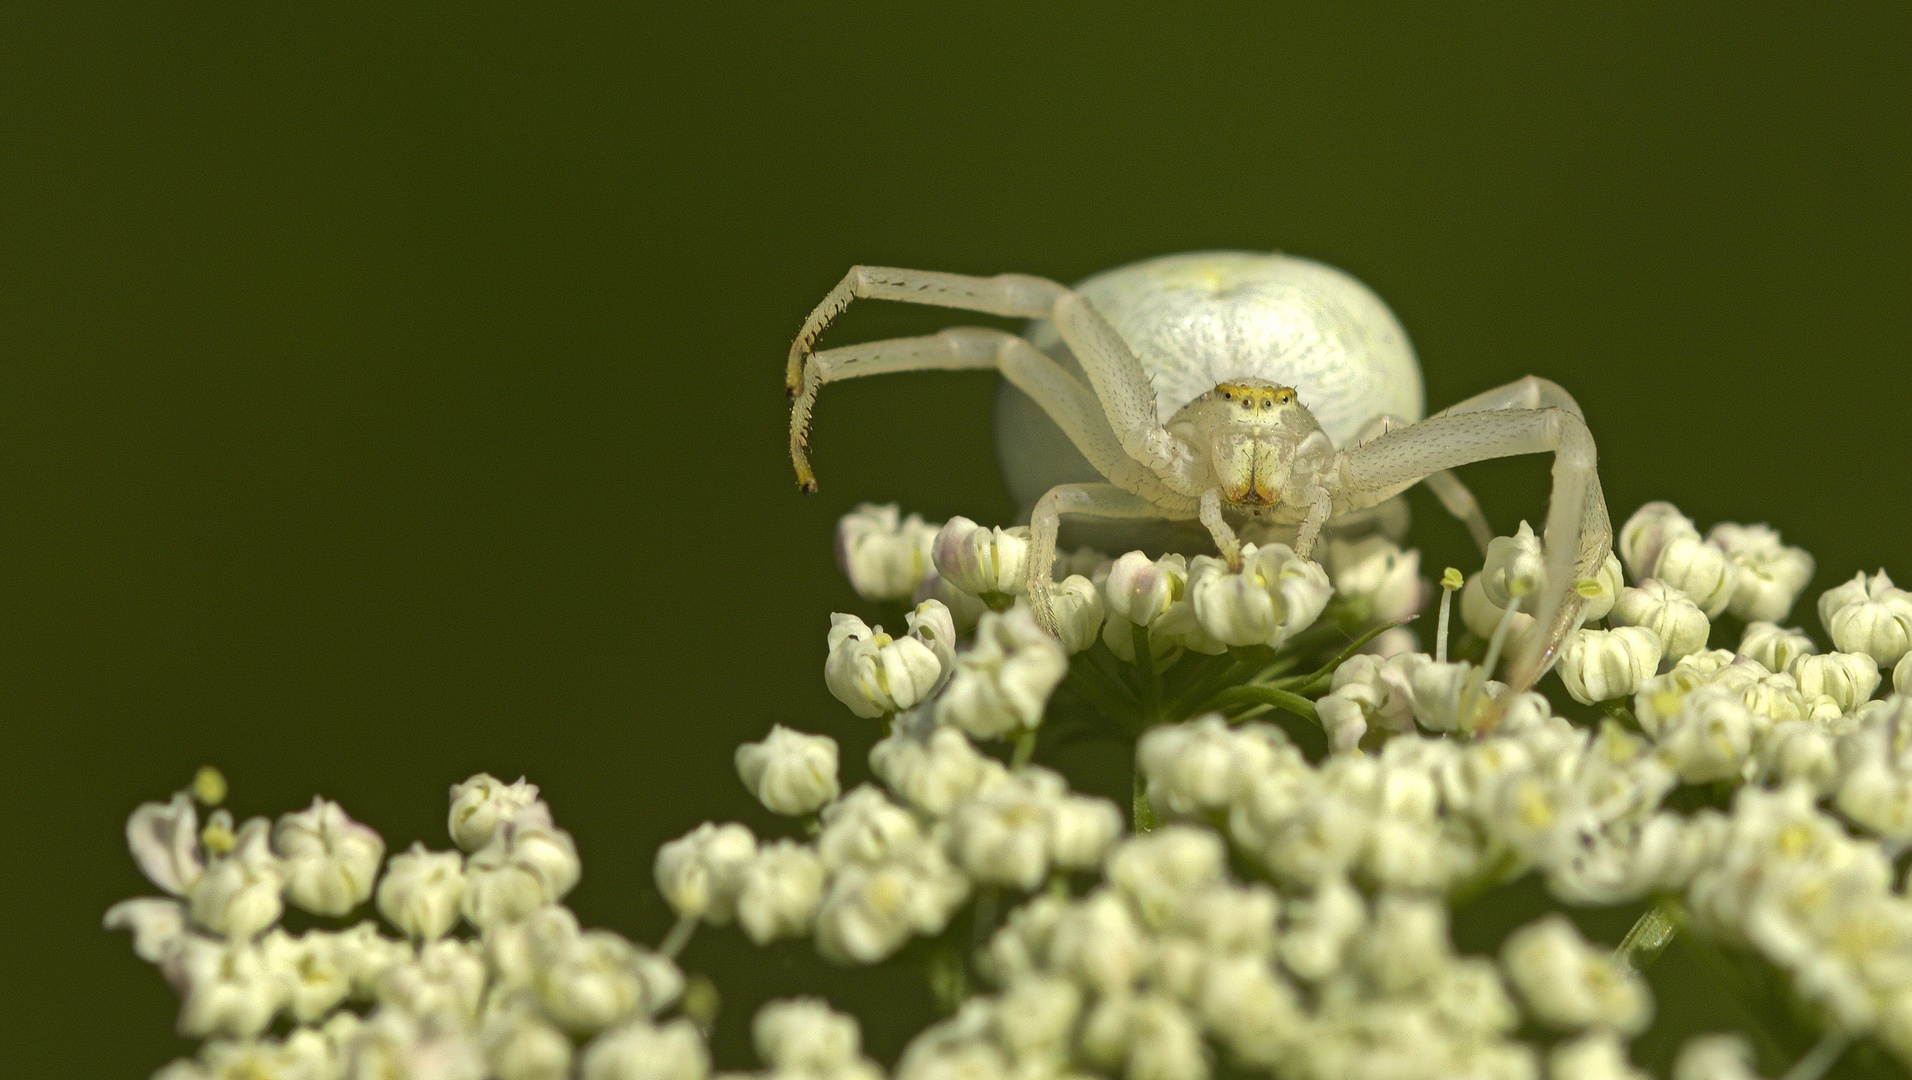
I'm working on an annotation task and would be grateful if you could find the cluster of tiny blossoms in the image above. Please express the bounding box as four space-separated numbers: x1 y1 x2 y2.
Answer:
113 497 1912 1080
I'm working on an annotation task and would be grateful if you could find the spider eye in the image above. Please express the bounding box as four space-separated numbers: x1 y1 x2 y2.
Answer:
1221 391 1232 401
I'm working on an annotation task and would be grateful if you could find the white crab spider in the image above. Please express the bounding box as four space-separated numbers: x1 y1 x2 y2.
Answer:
787 251 1611 696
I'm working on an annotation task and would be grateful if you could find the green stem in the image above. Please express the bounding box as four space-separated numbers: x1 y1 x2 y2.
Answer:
1065 661 1142 732
1275 615 1419 695
1163 657 1257 720
1132 770 1159 833
1011 728 1037 769
1131 623 1160 720
1600 698 1643 731
1210 684 1320 726
659 912 698 959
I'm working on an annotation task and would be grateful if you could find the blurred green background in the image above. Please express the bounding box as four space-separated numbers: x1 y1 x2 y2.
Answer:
5 4 1911 1074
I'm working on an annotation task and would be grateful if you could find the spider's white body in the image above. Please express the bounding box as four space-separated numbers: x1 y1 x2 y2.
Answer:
786 251 1610 694
995 252 1421 516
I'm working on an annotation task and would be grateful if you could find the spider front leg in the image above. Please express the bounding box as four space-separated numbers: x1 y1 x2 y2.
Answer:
1027 483 1194 631
1333 404 1611 698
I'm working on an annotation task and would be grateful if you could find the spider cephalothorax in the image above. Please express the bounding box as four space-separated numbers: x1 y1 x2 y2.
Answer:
1173 381 1332 513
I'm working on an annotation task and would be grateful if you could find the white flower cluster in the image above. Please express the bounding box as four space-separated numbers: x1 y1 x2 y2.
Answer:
656 711 1122 966
108 773 702 1080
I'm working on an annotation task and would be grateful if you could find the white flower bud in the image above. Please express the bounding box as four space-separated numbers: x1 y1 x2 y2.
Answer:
463 804 582 929
447 774 542 853
1138 715 1252 815
1823 570 1912 666
483 1005 573 1080
870 720 1004 817
348 1011 487 1080
735 726 840 816
1550 1031 1649 1080
824 613 945 719
814 844 970 964
948 773 1060 889
273 798 384 917
992 974 1083 1063
935 608 1067 739
1196 956 1300 1066
1103 551 1185 626
163 936 287 1038
1392 653 1506 734
1612 581 1709 661
1653 685 1757 783
1049 889 1149 992
127 791 205 897
376 842 465 940
932 517 1031 598
104 897 188 962
1789 651 1879 713
836 503 940 602
1835 756 1912 841
1325 535 1424 624
1557 626 1662 705
190 818 285 940
1279 876 1366 982
1578 552 1627 623
1738 621 1816 673
1106 825 1226 929
579 1019 709 1080
653 822 756 924
1048 794 1123 871
1356 894 1452 994
1709 522 1815 622
1017 573 1103 654
736 839 827 944
259 927 353 1022
1898 650 1912 695
817 786 921 868
754 998 860 1072
1502 914 1652 1034
1187 543 1332 648
1653 535 1739 618
540 931 677 1033
1618 502 1700 583
1756 720 1838 793
333 919 411 995
1460 573 1538 653
377 937 488 1022
1482 520 1547 607
1671 1035 1760 1080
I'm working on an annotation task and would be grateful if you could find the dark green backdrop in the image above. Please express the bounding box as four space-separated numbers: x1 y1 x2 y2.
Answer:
6 5 1910 1074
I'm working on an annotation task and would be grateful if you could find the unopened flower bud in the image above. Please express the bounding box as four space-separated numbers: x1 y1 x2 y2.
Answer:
653 822 756 925
1897 650 1912 695
932 517 1031 600
1551 1032 1649 1080
1618 502 1699 583
448 774 543 853
1018 574 1103 654
1502 914 1652 1034
870 720 1004 817
190 818 285 939
104 897 189 962
912 567 988 635
377 842 466 940
1789 651 1879 713
1187 542 1332 648
274 798 384 917
1482 521 1546 608
1325 535 1424 624
1460 573 1537 653
578 1018 708 1080
1653 535 1739 618
1738 622 1816 674
754 998 860 1073
1576 553 1626 623
735 726 840 816
1612 581 1710 661
1823 570 1912 666
1708 522 1815 622
736 840 827 945
1557 626 1662 705
1654 684 1756 783
463 804 582 929
824 613 944 719
1103 551 1185 626
836 503 939 602
935 608 1067 739
1672 1035 1759 1080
